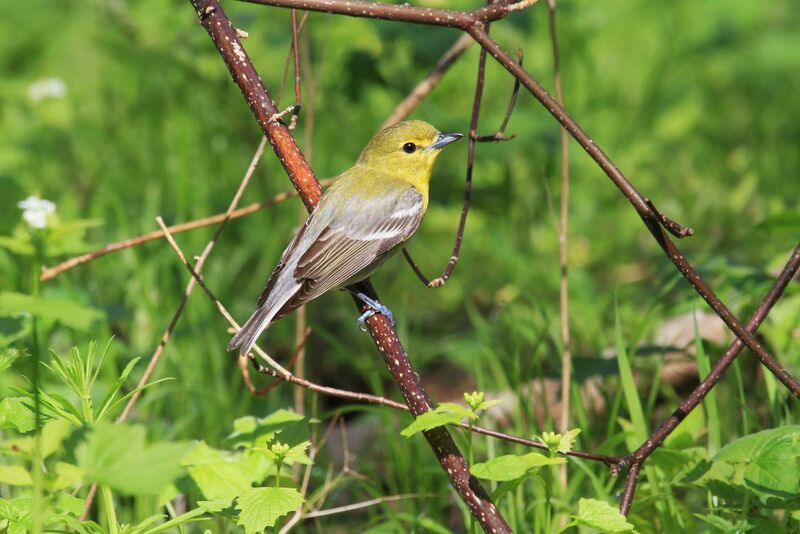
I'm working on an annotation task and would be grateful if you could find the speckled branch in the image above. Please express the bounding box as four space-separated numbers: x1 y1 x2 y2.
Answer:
188 0 510 531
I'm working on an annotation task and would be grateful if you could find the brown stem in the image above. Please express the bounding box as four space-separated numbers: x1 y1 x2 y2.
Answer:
242 0 541 29
618 463 641 515
189 1 510 530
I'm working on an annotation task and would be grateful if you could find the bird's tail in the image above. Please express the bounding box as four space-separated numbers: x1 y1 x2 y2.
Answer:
227 305 277 356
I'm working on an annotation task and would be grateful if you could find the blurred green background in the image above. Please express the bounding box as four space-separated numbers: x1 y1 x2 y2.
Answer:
1 0 799 531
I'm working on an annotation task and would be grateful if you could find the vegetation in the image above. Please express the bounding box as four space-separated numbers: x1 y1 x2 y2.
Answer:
1 0 798 532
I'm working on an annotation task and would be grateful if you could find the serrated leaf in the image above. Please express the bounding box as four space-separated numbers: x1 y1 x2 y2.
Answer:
75 421 190 495
555 428 581 454
572 498 636 533
470 452 565 482
235 487 303 533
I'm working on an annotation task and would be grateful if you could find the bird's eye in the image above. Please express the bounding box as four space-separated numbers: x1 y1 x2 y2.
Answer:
402 142 417 154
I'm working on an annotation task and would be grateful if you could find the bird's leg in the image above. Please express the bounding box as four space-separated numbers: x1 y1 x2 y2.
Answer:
351 291 395 331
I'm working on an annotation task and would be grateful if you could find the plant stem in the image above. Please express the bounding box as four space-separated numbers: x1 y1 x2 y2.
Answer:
30 253 43 534
100 485 119 534
468 423 475 534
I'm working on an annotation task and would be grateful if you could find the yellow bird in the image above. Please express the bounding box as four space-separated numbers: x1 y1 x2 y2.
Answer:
228 120 462 355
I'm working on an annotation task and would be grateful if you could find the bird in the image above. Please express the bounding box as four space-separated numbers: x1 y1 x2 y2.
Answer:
228 120 463 356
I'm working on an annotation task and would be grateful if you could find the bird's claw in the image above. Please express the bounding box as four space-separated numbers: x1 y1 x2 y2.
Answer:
355 298 395 331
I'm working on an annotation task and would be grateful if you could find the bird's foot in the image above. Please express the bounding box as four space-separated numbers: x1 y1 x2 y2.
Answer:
353 292 395 331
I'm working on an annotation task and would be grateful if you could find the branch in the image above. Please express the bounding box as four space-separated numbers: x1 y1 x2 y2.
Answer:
241 0 540 29
188 1 510 530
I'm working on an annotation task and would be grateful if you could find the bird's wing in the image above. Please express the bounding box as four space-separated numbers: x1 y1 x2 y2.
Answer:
276 184 424 315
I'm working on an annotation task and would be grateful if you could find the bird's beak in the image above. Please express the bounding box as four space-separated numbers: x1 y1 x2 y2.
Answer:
424 132 463 152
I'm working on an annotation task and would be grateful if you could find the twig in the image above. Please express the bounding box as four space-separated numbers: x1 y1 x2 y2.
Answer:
301 493 427 519
242 0 541 29
189 1 511 530
288 9 302 130
380 33 473 130
239 328 311 396
473 49 522 142
645 198 694 239
39 178 335 282
546 0 572 496
618 463 640 516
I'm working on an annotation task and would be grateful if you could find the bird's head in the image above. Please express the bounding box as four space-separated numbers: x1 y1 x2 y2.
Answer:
357 120 462 182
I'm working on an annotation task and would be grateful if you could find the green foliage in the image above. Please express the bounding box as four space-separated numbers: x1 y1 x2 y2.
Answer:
75 421 191 496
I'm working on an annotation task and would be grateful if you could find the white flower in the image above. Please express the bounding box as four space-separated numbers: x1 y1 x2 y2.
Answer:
27 78 68 102
17 196 56 229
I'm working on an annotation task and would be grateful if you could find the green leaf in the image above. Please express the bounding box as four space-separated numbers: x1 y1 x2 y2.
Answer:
0 292 104 331
52 493 85 516
227 410 307 449
50 462 84 491
470 452 565 482
477 399 503 412
0 348 20 374
555 428 581 454
197 499 232 513
693 514 755 533
235 487 303 533
400 410 464 437
183 442 254 502
712 426 800 502
282 441 313 466
572 498 636 533
0 465 32 486
436 402 477 420
0 397 35 432
75 421 191 496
